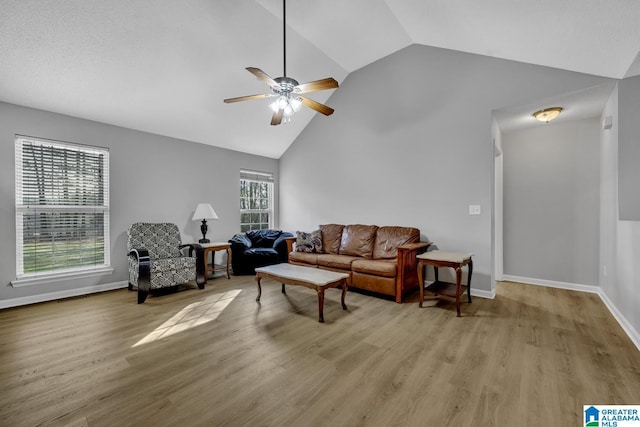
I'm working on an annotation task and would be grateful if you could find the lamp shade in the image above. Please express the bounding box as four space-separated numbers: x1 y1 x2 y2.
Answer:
192 203 218 221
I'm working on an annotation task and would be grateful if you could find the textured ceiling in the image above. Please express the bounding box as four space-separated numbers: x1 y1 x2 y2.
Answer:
1 0 639 158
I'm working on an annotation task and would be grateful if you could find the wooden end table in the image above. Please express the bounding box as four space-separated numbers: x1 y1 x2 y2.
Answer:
417 251 473 317
255 263 349 323
200 242 232 282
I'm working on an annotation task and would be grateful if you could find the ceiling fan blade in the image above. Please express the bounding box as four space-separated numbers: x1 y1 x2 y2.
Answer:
246 67 279 88
223 93 273 103
295 77 339 94
300 96 334 116
271 109 284 126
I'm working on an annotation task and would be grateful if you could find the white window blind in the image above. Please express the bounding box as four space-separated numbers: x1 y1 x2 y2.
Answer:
240 169 274 232
15 136 110 278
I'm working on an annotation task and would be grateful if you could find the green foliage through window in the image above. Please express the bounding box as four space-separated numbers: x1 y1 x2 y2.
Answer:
15 136 110 277
240 170 273 232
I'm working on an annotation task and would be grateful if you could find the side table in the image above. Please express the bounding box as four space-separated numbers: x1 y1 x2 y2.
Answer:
200 242 232 282
417 251 473 317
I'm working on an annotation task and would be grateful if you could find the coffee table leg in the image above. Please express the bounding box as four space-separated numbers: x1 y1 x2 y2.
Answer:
256 275 262 302
281 283 286 294
341 282 348 310
317 289 325 323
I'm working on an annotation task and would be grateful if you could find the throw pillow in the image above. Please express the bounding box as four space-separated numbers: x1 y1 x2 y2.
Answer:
295 230 323 253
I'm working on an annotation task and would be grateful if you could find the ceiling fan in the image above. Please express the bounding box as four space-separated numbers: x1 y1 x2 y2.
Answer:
223 0 338 126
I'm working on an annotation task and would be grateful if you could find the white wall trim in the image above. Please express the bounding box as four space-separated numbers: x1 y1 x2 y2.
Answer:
0 281 128 309
471 288 496 299
11 267 115 287
502 274 600 294
597 290 640 352
502 275 640 352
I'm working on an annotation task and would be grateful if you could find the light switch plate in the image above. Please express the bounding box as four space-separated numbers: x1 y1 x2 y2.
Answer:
469 205 481 215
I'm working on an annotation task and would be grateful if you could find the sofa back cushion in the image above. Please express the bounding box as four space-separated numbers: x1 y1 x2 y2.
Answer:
246 229 282 248
373 226 420 259
339 224 378 258
319 224 344 254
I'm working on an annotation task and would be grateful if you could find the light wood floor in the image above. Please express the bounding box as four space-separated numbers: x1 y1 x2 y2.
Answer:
1 277 639 427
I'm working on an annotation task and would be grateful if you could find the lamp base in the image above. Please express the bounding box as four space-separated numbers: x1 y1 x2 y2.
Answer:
199 219 209 244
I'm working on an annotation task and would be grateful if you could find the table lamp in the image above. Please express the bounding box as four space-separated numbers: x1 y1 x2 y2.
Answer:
192 203 218 243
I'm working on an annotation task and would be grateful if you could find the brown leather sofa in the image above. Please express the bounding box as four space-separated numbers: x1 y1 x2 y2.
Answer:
286 224 430 303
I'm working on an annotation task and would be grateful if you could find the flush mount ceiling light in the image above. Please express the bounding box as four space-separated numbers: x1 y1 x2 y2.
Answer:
223 0 338 125
533 107 563 123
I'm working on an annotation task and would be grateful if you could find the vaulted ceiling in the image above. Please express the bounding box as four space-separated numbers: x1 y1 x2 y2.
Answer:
2 0 639 158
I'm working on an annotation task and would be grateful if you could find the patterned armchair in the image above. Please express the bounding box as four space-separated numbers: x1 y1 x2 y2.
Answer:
127 222 206 303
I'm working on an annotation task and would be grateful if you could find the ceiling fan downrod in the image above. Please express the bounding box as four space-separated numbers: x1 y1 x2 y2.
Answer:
283 0 287 78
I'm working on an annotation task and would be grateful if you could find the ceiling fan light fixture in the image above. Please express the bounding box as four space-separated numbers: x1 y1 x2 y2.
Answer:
223 0 338 125
269 95 302 119
533 107 563 123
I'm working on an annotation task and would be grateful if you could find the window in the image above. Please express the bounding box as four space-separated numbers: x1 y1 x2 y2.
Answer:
240 170 274 232
15 136 110 279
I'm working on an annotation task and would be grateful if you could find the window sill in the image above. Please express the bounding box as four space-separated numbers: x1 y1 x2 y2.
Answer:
11 267 114 288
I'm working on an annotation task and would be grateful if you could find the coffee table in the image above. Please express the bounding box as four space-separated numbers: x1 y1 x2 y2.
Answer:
255 263 349 322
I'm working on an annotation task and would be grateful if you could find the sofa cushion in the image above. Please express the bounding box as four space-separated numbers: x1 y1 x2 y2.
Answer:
289 251 319 265
317 254 360 270
295 230 323 253
339 224 378 258
247 229 282 248
244 247 279 258
351 259 397 278
373 226 420 259
319 224 344 254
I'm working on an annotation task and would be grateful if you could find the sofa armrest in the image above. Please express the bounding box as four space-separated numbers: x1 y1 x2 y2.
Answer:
274 232 294 263
397 241 431 253
129 248 150 304
284 236 296 256
395 241 432 303
183 243 206 288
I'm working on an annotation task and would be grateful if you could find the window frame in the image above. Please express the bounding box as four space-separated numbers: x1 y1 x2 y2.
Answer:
13 135 111 285
239 169 274 232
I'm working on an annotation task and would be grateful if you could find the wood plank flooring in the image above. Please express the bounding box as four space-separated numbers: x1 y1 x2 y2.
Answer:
0 277 638 426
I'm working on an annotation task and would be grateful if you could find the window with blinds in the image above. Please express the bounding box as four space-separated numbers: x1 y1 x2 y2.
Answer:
15 136 110 278
240 169 274 232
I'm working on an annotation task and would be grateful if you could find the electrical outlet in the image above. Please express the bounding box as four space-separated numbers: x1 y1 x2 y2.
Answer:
469 205 481 215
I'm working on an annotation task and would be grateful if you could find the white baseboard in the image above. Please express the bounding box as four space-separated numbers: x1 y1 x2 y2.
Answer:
0 281 128 309
502 275 640 353
597 290 640 352
471 288 496 299
502 275 600 294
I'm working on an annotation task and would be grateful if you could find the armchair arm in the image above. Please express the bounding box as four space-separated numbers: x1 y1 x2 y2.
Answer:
229 233 252 250
395 241 432 303
183 243 206 289
129 248 151 304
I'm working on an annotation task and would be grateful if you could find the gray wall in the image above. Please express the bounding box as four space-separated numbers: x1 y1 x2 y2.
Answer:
279 44 610 294
618 74 640 220
0 101 278 304
599 84 640 342
503 119 601 285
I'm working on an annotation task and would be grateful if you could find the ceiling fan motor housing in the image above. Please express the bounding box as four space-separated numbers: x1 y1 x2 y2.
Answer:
273 77 299 95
